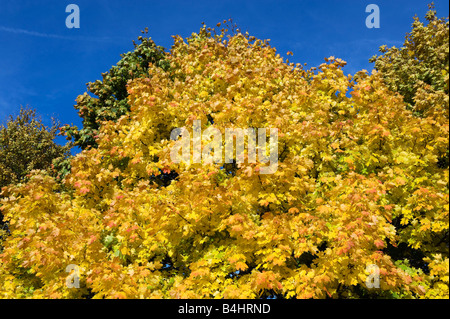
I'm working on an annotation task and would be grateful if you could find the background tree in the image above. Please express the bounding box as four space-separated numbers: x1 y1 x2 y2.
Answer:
0 107 71 188
60 29 169 150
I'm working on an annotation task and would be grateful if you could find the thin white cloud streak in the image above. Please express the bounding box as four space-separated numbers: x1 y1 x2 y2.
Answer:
0 25 126 42
0 25 73 39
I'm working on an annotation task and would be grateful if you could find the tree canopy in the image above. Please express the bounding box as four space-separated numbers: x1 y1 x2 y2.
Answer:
0 13 448 299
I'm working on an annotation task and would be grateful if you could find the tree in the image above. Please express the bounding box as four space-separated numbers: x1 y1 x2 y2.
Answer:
369 4 449 171
0 107 71 188
0 22 448 299
60 29 169 150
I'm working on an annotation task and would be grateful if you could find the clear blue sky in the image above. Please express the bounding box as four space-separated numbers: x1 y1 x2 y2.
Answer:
0 0 448 147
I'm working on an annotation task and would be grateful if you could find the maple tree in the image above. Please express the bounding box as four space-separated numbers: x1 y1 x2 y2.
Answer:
0 16 448 299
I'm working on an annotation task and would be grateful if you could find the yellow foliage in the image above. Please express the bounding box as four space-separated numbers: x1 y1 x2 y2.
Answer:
0 24 448 299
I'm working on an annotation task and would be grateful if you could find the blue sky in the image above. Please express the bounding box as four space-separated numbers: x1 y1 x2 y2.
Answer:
0 0 448 148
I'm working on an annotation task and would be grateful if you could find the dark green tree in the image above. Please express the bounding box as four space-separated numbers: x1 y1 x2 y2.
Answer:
60 29 169 150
